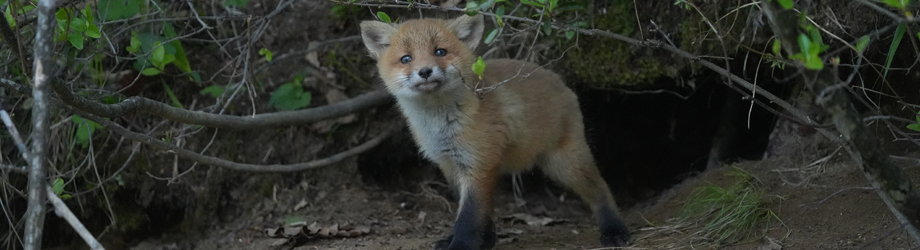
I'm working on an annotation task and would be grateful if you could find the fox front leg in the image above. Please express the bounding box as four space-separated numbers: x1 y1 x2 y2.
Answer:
434 167 499 250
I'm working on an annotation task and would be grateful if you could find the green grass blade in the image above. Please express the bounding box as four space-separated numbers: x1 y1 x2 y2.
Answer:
884 24 906 77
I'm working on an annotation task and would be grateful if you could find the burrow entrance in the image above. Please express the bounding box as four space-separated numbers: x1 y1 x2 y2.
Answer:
358 70 787 208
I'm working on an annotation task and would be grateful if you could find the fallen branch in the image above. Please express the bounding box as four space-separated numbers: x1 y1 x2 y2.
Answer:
45 186 104 250
69 107 397 172
4 77 392 134
49 80 392 130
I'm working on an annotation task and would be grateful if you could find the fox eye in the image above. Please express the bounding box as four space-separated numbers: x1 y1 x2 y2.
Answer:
400 55 412 64
434 48 447 57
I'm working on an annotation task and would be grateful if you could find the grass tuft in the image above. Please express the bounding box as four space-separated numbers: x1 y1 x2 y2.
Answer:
680 167 782 245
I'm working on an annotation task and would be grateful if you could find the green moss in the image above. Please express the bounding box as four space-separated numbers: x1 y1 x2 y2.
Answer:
563 1 665 88
112 202 149 231
678 2 748 57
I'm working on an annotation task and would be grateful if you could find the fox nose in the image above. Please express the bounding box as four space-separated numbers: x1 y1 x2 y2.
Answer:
418 67 433 79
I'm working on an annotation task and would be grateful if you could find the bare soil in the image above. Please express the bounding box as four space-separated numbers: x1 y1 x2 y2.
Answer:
127 131 920 250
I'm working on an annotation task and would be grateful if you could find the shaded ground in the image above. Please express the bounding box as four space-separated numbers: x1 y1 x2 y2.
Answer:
128 130 920 250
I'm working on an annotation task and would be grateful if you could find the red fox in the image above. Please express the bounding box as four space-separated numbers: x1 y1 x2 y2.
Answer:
360 14 631 249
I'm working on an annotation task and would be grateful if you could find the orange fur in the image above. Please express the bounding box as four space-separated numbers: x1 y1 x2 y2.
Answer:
361 15 630 249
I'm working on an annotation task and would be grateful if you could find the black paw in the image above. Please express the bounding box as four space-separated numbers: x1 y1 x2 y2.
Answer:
600 224 631 247
433 235 453 250
481 221 497 249
432 229 496 250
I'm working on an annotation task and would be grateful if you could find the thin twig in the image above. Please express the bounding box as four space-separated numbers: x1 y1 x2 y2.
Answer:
45 186 104 250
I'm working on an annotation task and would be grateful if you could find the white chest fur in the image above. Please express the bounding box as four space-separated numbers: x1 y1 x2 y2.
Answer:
397 96 477 169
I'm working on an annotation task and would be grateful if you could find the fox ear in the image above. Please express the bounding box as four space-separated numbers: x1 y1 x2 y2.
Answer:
360 21 398 60
448 15 484 50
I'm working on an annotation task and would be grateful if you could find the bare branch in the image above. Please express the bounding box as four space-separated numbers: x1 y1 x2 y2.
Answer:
24 0 58 248
30 80 392 130
69 107 397 172
45 186 104 250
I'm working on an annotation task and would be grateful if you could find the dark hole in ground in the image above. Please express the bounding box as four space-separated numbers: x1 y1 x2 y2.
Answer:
358 70 787 208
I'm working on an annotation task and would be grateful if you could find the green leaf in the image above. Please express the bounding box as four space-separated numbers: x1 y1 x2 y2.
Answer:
804 55 824 70
269 82 312 110
484 29 499 44
102 95 120 104
52 178 65 195
793 34 824 70
808 27 823 47
908 123 920 132
855 35 870 54
190 72 202 82
477 0 496 10
70 18 87 32
547 0 558 12
472 56 485 79
200 85 225 98
151 42 166 65
557 2 584 12
520 0 544 8
772 39 782 55
162 83 184 109
56 8 69 20
97 0 141 21
881 0 907 9
259 48 273 61
137 33 177 56
565 30 575 40
81 4 94 23
140 67 161 76
4 7 16 27
72 115 101 148
126 32 141 53
67 32 84 49
541 21 552 35
85 23 101 38
465 2 479 16
495 5 504 27
776 0 793 9
224 0 249 8
377 11 391 23
162 54 176 66
884 24 906 77
165 24 192 73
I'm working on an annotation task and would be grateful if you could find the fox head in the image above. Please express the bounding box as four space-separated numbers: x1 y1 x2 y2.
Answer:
361 15 484 98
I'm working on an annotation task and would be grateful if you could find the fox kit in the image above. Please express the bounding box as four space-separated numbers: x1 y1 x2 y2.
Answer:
361 15 631 249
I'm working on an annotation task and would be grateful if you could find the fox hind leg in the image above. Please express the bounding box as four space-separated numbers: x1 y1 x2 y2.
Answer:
538 139 631 247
